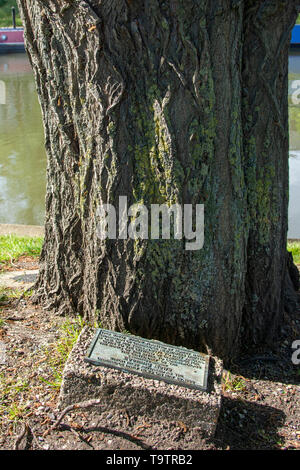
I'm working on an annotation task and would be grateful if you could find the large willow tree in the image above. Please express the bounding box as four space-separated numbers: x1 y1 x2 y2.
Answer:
18 0 299 361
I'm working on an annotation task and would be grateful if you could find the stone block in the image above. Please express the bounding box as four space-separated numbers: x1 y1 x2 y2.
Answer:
59 327 223 437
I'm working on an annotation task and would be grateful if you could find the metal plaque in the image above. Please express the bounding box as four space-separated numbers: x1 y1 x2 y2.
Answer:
85 329 209 391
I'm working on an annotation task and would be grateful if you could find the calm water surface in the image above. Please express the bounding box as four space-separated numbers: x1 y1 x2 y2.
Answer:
0 53 46 226
0 52 299 236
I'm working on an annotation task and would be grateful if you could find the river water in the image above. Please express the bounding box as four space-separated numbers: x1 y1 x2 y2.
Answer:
0 52 299 236
0 53 45 226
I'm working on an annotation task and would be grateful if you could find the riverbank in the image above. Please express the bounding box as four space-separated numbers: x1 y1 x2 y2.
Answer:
0 224 298 255
0 224 44 238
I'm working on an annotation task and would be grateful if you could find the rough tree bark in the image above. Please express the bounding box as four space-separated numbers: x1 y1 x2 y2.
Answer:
17 0 299 361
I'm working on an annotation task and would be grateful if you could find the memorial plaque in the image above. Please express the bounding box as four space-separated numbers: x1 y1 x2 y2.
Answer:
85 328 209 391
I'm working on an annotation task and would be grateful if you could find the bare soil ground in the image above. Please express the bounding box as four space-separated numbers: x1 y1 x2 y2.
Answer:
0 255 39 272
0 259 299 451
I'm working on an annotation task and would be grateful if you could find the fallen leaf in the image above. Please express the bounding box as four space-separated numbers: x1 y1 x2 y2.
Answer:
178 421 187 433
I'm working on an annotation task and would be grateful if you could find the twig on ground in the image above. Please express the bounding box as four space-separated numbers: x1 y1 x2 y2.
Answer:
4 316 25 321
45 399 104 436
123 408 130 427
134 419 152 436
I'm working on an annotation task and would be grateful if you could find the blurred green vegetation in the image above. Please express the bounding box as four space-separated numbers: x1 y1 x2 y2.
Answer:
0 0 21 28
288 241 300 264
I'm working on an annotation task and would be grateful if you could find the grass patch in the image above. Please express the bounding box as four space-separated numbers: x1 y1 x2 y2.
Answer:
0 287 33 306
287 241 300 264
40 317 86 391
222 371 247 393
0 0 22 27
0 316 86 426
0 374 29 423
0 234 43 265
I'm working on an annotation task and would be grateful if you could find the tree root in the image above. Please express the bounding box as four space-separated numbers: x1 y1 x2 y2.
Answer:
44 399 104 436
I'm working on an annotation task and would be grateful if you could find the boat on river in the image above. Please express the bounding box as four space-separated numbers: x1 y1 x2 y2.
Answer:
0 8 24 54
0 27 24 53
291 25 300 48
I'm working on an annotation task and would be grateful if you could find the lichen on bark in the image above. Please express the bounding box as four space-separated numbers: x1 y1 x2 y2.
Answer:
17 0 300 361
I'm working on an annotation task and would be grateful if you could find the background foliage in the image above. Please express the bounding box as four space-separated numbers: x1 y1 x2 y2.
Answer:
0 0 21 27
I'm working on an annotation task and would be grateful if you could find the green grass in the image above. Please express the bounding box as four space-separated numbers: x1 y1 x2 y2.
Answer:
0 234 43 264
0 287 33 303
0 373 29 423
287 241 300 264
0 1 21 27
0 317 86 425
40 317 86 391
222 371 247 393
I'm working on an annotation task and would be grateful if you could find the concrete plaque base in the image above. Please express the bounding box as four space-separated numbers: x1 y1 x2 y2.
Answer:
59 327 223 437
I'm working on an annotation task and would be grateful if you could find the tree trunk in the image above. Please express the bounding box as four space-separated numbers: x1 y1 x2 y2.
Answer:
17 0 299 361
242 2 299 348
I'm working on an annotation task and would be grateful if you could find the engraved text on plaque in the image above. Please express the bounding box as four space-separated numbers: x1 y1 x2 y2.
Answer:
85 329 209 391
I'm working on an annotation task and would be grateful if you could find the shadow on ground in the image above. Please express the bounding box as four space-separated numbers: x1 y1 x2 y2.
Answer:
213 396 286 450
